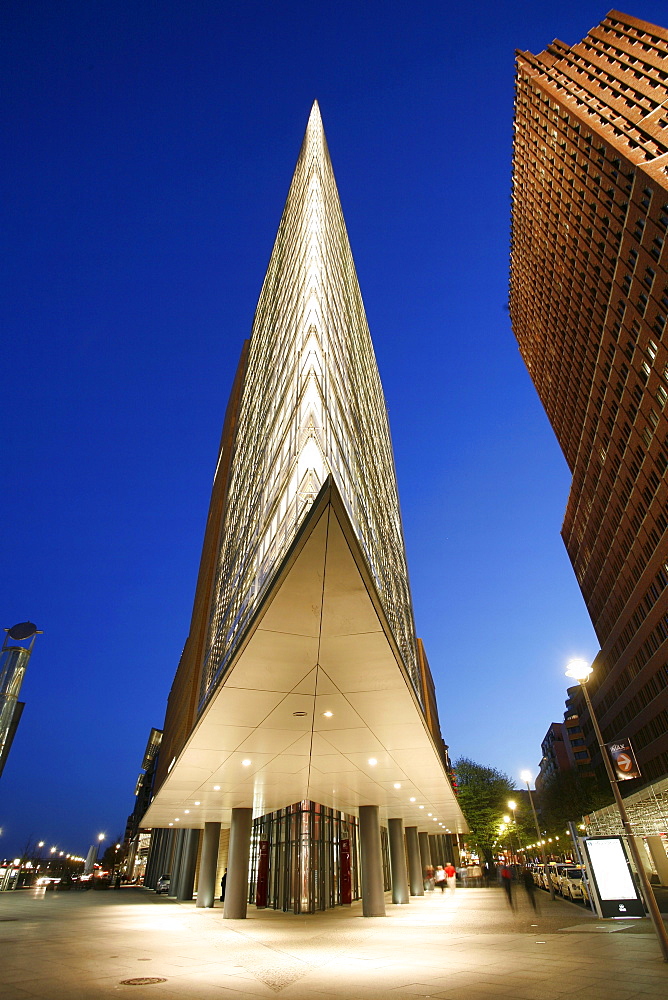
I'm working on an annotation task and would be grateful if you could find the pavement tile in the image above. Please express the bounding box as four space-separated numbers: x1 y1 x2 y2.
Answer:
0 989 34 1000
2 886 668 1000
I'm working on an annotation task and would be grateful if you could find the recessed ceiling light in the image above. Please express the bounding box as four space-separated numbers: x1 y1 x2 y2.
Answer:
393 782 401 789
168 823 173 827
213 785 220 790
419 805 424 809
409 796 416 802
194 801 200 805
175 818 180 822
427 813 432 817
368 758 377 766
323 711 333 717
184 810 190 814
242 759 251 766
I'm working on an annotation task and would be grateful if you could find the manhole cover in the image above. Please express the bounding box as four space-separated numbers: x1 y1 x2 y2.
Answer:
120 978 167 986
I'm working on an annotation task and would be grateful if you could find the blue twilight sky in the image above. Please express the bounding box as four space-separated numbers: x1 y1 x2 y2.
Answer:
3 1 666 858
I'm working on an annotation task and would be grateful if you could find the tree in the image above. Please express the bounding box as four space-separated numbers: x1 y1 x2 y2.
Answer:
454 758 516 864
538 769 611 835
101 836 126 874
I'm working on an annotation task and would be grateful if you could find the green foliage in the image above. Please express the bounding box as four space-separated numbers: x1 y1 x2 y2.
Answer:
454 757 516 862
538 769 611 834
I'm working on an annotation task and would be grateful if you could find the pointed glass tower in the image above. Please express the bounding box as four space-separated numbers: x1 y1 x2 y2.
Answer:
141 104 467 915
201 103 419 705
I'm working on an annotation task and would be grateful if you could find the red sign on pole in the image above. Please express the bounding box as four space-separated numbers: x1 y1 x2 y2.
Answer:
606 738 641 781
340 838 352 905
255 840 269 908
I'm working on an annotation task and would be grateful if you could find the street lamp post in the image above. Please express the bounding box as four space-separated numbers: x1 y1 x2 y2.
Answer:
566 658 668 962
507 800 519 862
96 833 105 882
520 770 555 900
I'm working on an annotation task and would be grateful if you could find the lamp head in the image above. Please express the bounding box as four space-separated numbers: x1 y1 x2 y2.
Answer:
565 658 593 681
520 770 532 784
507 800 516 811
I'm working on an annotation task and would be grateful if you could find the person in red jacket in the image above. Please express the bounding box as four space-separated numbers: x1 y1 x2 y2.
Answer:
444 862 457 895
500 864 513 908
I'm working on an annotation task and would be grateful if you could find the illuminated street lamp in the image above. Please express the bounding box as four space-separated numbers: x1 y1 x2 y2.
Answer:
565 658 668 962
520 770 555 900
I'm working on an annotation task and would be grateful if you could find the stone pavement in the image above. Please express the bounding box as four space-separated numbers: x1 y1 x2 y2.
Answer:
1 884 667 1000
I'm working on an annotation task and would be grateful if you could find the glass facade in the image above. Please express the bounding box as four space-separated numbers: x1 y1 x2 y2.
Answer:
200 103 420 709
248 801 391 913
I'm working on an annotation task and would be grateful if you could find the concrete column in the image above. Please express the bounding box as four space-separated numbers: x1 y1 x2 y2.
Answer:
387 818 409 904
419 831 431 870
358 805 386 916
452 835 461 867
224 808 253 919
125 839 137 882
196 822 221 908
147 829 166 888
177 829 200 901
404 826 424 896
646 837 668 886
157 829 174 886
168 829 186 897
144 830 161 888
429 834 439 866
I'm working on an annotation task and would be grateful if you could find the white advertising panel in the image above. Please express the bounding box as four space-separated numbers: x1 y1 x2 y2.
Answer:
586 837 636 899
583 836 645 918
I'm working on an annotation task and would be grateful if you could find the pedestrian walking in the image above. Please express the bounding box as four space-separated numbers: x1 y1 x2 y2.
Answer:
500 864 513 909
424 864 434 891
434 865 446 891
522 866 538 912
444 861 457 895
220 868 227 902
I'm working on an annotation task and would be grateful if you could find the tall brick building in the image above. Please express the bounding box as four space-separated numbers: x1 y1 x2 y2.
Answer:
510 11 668 786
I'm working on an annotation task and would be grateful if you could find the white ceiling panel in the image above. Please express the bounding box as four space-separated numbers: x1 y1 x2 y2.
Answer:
320 727 385 755
319 632 405 692
202 688 285 727
224 629 318 693
236 728 307 755
188 725 254 751
371 724 430 750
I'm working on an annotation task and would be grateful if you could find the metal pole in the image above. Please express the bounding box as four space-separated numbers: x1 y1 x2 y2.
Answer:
580 680 668 962
567 820 596 914
525 780 555 900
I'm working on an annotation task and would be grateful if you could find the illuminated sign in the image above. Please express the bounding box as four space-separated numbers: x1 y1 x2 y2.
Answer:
605 738 641 781
582 836 645 918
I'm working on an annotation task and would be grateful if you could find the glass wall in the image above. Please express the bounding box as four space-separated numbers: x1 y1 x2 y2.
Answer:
200 107 420 711
248 801 364 913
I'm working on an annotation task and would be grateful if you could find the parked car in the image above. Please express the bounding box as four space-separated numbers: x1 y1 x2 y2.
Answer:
559 866 589 902
550 864 572 893
155 874 171 894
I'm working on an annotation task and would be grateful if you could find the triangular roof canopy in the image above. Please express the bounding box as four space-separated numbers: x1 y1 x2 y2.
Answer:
143 479 467 833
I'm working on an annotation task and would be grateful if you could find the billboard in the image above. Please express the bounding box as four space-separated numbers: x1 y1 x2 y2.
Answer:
606 738 641 781
582 836 645 918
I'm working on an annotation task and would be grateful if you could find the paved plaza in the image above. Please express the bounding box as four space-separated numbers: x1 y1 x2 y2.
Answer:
1 885 667 1000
